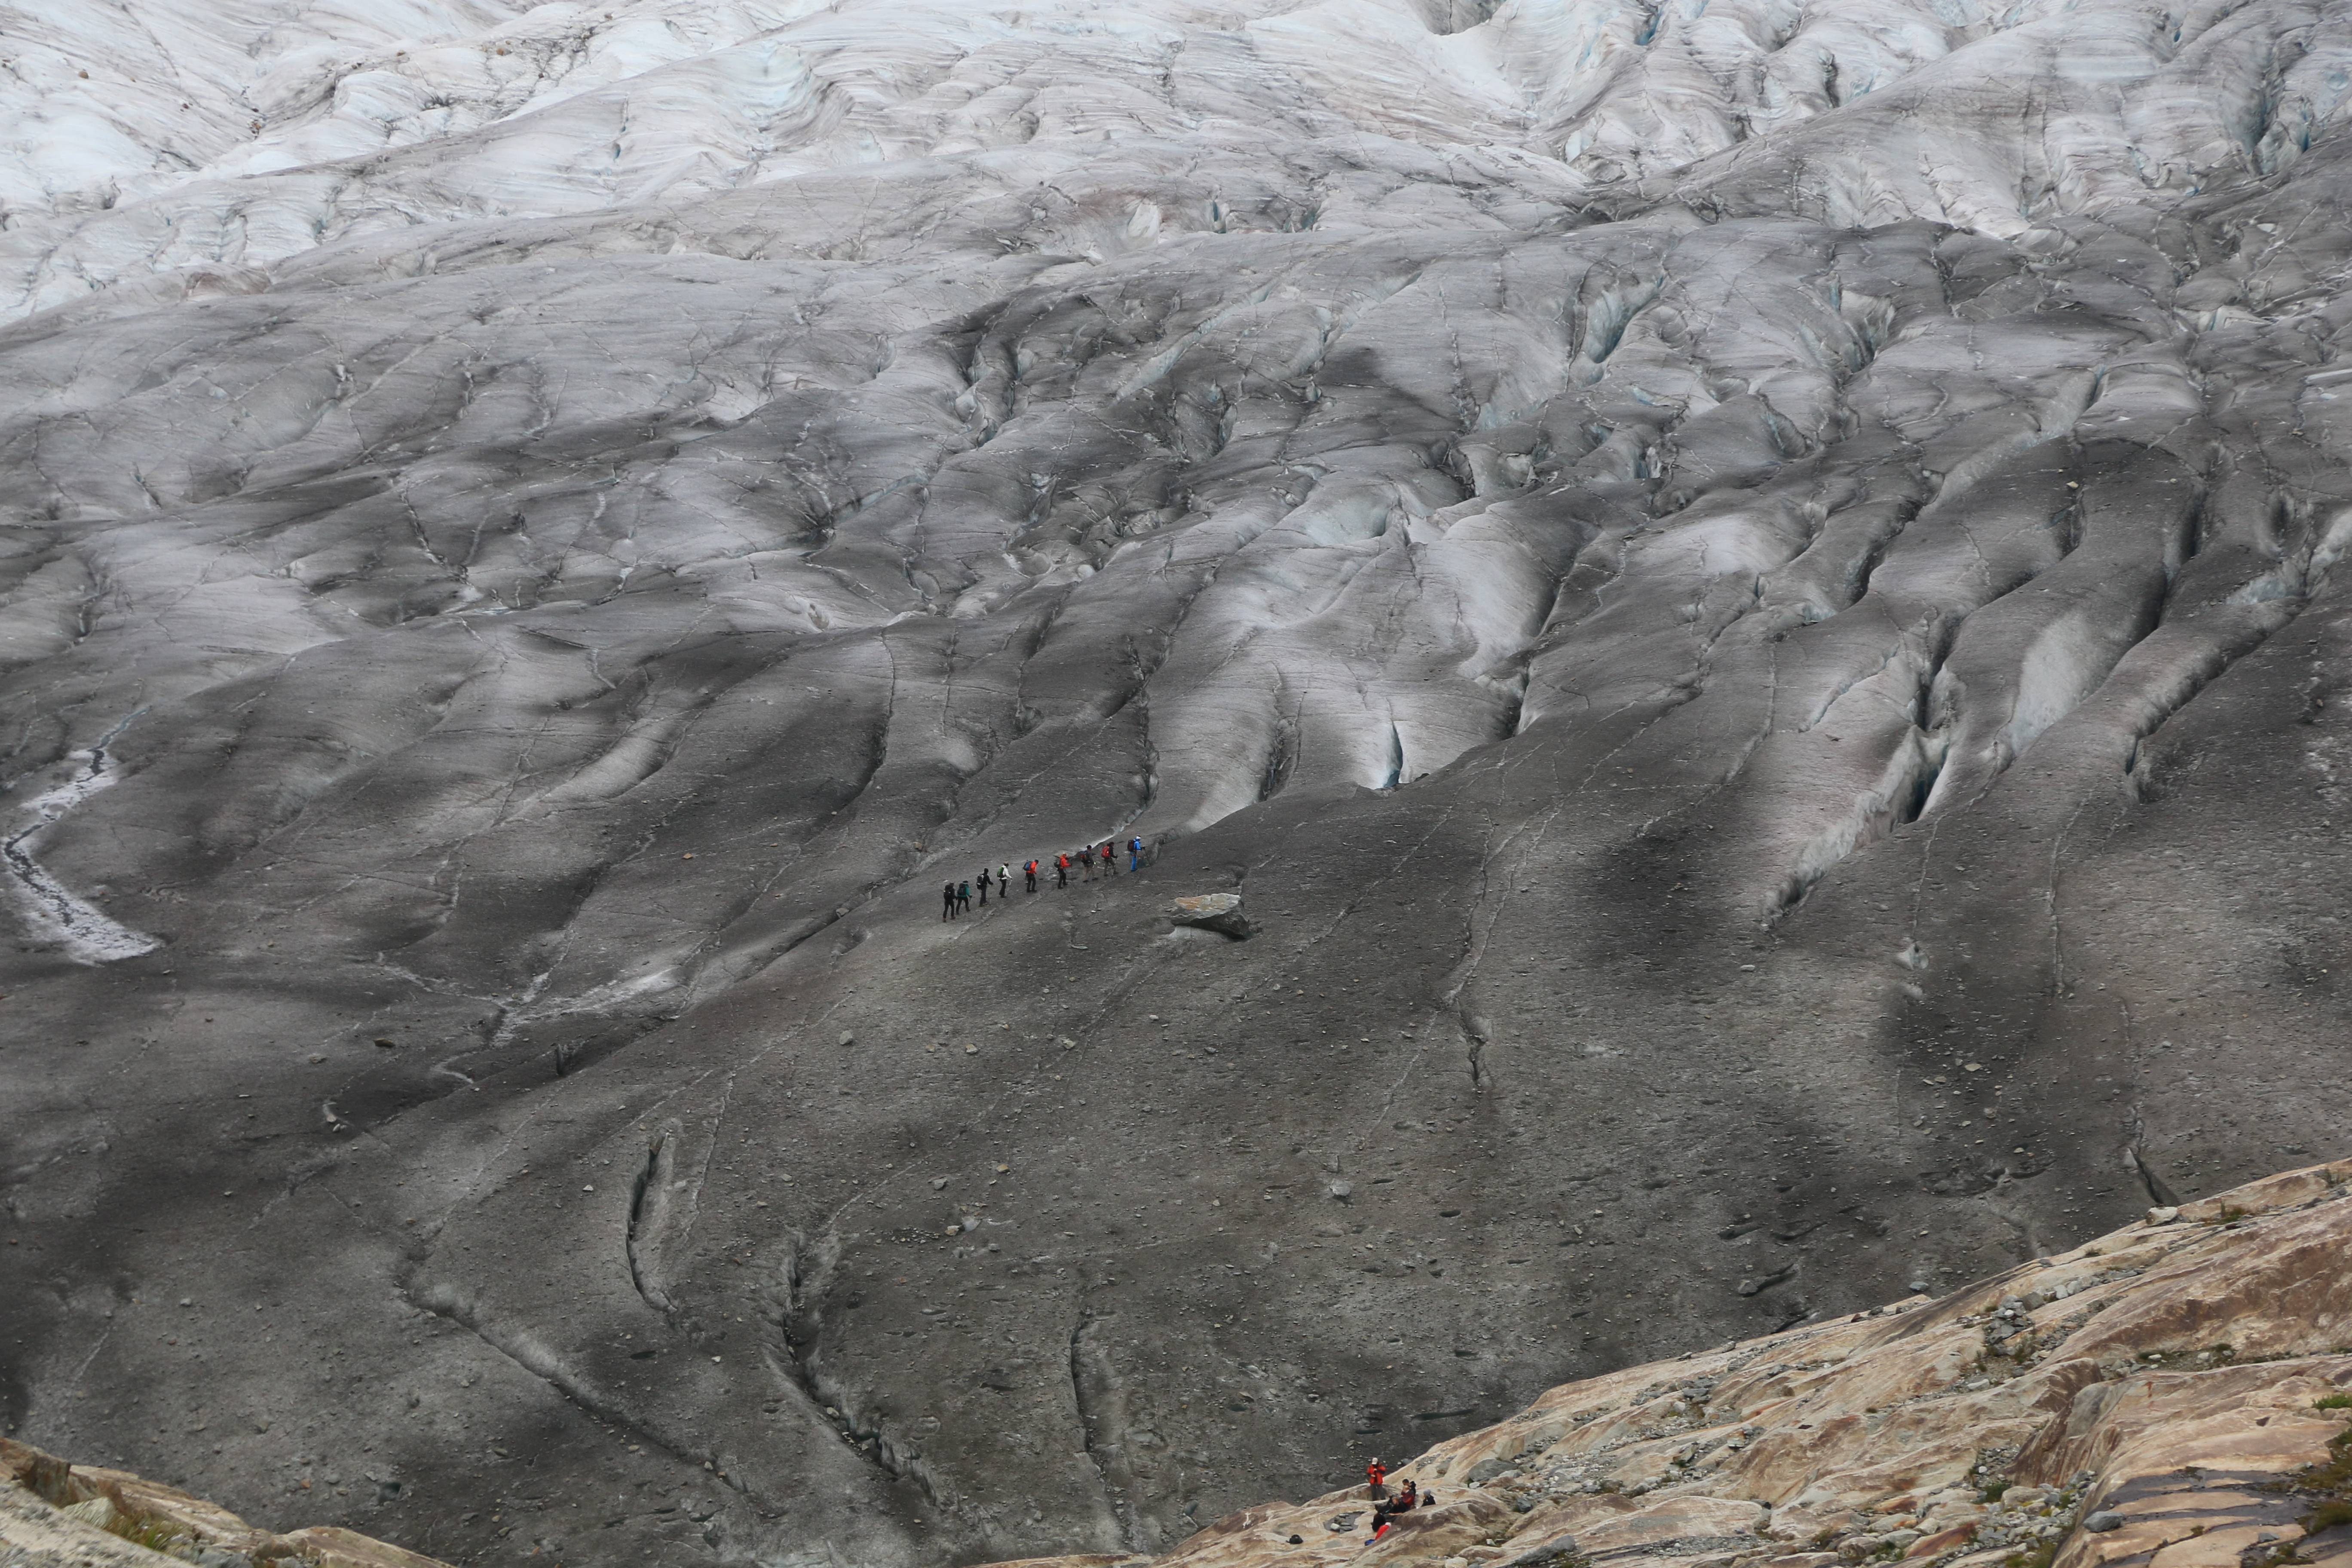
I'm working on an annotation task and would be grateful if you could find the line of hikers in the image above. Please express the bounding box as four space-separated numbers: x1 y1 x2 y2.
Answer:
940 836 1147 919
1361 1458 1433 1545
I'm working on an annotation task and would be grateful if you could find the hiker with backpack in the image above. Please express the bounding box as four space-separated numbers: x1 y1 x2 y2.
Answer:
1366 1479 1425 1543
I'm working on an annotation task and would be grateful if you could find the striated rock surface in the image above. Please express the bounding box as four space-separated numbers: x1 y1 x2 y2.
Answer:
1 1436 450 1567
982 1160 2352 1568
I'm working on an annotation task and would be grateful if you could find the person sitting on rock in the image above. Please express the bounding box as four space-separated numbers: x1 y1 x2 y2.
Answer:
1365 1479 1418 1542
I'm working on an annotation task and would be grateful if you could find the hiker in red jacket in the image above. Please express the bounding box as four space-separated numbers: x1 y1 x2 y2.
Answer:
1366 1478 1420 1543
1365 1458 1387 1499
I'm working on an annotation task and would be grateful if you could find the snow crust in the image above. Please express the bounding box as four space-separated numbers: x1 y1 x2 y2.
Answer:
5 0 2349 317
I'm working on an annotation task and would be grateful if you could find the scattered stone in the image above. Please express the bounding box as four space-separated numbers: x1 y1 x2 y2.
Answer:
838 1030 855 1046
2084 1512 2123 1532
1328 1181 1352 1202
2146 1207 2179 1225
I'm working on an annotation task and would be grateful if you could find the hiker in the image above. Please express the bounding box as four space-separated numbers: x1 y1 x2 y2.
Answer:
977 868 991 906
999 863 1012 897
943 882 957 921
1129 835 1142 871
1024 858 1038 894
1056 853 1069 888
1099 839 1116 875
957 880 972 915
1365 1479 1419 1543
1077 845 1092 881
1365 1458 1387 1499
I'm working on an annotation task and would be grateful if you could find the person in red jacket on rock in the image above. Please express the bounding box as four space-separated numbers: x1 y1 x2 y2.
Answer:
1365 1457 1387 1499
1366 1478 1419 1542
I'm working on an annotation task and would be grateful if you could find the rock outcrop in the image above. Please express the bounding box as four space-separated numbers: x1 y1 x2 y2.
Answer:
0 1439 449 1568
988 1161 2352 1568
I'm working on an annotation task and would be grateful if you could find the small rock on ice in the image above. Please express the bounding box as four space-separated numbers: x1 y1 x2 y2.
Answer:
1170 893 1253 938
